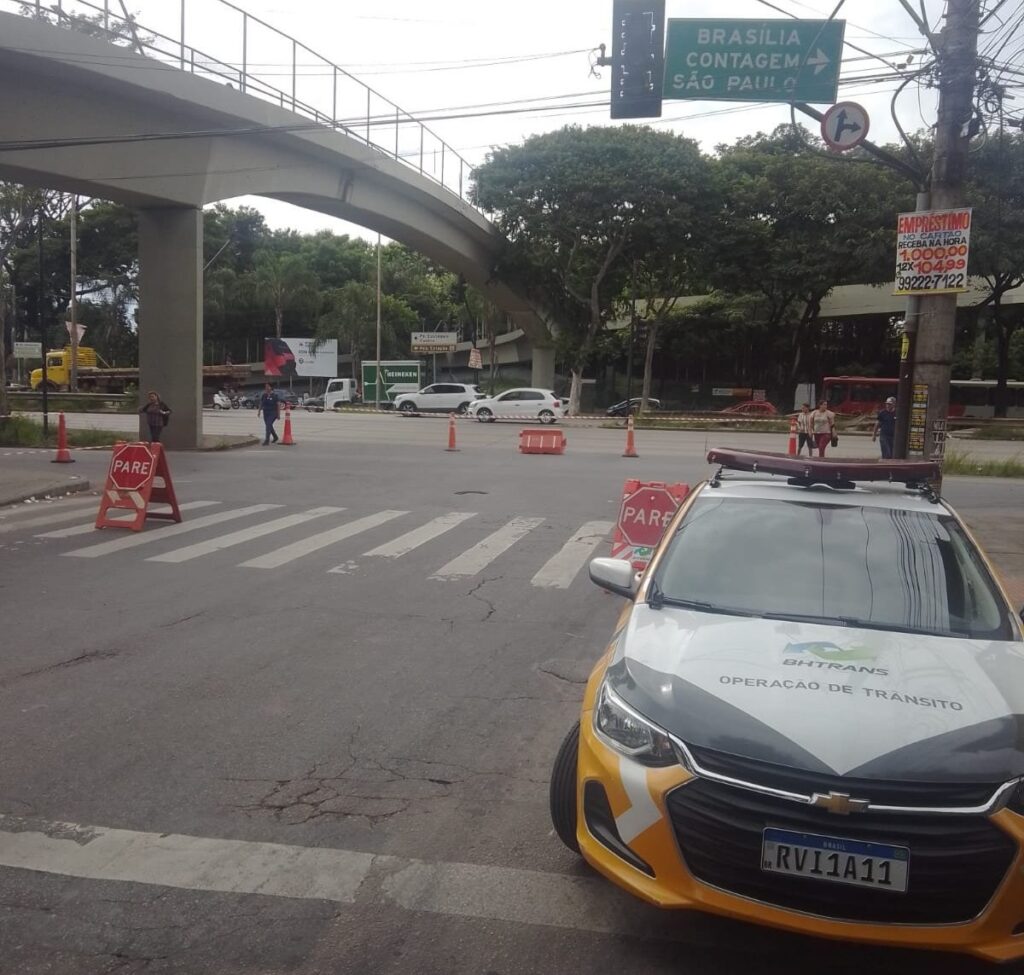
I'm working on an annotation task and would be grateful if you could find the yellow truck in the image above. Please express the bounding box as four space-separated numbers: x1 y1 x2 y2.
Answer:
30 347 248 393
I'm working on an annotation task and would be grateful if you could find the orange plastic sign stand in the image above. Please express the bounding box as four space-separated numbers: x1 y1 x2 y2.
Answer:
95 441 182 532
518 428 567 454
611 479 690 570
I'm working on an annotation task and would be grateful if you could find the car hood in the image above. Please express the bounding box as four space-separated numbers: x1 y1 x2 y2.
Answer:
607 605 1024 782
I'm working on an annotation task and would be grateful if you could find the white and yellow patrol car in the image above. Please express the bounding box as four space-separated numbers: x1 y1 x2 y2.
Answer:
550 450 1024 963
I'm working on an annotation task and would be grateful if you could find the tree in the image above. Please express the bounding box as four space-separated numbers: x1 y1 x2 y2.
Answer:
315 280 417 376
710 127 913 393
472 125 714 414
247 250 319 339
966 131 1024 415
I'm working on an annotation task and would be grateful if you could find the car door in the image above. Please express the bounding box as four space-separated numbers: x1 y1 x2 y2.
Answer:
493 390 521 417
417 384 440 409
520 390 545 416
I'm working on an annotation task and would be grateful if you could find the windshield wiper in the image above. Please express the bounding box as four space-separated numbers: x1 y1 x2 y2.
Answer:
760 611 970 638
652 594 758 617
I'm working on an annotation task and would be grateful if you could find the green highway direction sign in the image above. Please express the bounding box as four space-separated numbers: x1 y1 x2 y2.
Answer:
664 19 845 104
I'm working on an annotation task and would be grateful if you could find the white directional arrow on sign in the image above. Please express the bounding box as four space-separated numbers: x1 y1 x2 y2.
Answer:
806 49 831 75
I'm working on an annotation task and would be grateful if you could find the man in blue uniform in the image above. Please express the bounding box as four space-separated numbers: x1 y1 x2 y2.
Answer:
258 383 280 445
872 396 897 458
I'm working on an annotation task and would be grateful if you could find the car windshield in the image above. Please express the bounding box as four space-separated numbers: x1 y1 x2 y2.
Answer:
653 496 1016 641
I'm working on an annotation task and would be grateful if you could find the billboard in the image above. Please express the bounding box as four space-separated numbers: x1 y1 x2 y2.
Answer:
361 360 421 403
263 338 338 378
894 208 972 296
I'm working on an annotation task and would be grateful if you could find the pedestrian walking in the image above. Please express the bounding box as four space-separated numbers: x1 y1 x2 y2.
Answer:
258 383 280 445
796 402 815 456
872 396 897 459
139 390 171 443
811 400 836 458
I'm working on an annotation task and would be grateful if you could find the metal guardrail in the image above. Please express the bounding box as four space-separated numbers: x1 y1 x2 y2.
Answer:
6 0 478 205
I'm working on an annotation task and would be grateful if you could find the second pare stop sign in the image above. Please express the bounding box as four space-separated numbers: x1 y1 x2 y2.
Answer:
617 485 681 549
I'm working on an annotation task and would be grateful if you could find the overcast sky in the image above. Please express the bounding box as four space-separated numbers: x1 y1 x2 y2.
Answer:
127 0 959 239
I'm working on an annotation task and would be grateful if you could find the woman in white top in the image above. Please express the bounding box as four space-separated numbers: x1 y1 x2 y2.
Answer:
810 400 836 457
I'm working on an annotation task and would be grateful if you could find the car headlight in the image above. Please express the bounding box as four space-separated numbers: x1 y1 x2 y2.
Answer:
595 682 678 767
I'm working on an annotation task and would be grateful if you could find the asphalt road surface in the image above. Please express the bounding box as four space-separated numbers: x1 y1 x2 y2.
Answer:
1 421 1021 974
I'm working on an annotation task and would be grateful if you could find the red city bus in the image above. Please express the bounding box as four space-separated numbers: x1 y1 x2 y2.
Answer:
823 376 1024 418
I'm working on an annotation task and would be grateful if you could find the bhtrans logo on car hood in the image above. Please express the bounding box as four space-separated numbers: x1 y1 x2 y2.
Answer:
607 606 1024 780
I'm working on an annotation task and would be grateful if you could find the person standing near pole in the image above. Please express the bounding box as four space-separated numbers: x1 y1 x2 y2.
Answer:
873 396 897 459
139 390 171 444
258 383 280 445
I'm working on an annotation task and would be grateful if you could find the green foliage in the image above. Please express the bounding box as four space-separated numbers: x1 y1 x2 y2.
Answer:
943 449 1024 478
0 415 129 447
709 125 914 386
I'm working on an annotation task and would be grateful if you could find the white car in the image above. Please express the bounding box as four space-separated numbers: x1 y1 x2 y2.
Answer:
468 388 566 424
393 383 483 414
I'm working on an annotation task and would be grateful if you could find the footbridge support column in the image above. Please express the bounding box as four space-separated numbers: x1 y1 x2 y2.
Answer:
531 345 556 392
137 207 203 449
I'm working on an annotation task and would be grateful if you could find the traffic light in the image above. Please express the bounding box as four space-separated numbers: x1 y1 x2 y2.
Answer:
610 0 665 119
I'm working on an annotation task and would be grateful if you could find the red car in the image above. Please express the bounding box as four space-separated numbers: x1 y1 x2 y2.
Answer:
721 400 778 416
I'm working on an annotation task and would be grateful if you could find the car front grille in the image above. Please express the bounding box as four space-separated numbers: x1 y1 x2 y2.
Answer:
686 743 1000 809
666 778 1016 924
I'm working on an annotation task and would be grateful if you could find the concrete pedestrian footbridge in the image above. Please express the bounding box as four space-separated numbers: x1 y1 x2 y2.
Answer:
0 1 555 446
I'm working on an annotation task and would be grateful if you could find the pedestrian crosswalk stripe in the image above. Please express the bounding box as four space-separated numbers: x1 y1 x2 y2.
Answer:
430 517 545 580
0 498 98 534
530 520 614 589
63 504 282 559
36 502 221 539
242 510 408 570
146 507 344 564
362 511 476 559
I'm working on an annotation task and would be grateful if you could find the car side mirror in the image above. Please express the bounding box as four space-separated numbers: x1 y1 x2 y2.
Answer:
589 558 639 599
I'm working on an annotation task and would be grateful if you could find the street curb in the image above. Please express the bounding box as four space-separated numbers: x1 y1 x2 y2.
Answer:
196 436 261 452
0 478 92 508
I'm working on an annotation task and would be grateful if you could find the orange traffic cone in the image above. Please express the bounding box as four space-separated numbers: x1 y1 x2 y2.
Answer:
787 416 798 456
51 411 74 463
445 412 459 452
280 403 295 445
622 414 638 458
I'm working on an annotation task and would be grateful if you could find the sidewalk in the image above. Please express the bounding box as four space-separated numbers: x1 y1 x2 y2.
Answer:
0 468 91 507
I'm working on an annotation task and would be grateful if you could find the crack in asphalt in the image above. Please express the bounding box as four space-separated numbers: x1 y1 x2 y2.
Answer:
225 726 547 825
2 648 126 687
465 576 499 621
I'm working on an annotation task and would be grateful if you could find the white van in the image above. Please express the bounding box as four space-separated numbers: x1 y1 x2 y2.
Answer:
324 378 359 409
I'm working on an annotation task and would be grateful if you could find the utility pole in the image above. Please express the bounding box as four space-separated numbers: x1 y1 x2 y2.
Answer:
375 232 382 411
909 0 980 469
69 194 79 392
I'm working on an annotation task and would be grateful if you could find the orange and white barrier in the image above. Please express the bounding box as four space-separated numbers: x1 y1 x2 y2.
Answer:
788 416 798 456
51 411 74 464
622 415 639 458
281 403 295 445
519 428 567 454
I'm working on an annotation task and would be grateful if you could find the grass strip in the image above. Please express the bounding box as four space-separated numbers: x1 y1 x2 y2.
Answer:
943 448 1024 478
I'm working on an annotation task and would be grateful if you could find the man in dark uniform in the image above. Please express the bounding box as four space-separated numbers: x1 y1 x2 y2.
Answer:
258 383 280 445
872 396 897 458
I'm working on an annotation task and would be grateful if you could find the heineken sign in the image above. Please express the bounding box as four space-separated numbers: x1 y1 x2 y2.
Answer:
664 19 845 104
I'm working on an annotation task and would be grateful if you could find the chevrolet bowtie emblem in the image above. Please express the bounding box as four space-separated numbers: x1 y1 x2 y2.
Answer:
810 791 870 815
